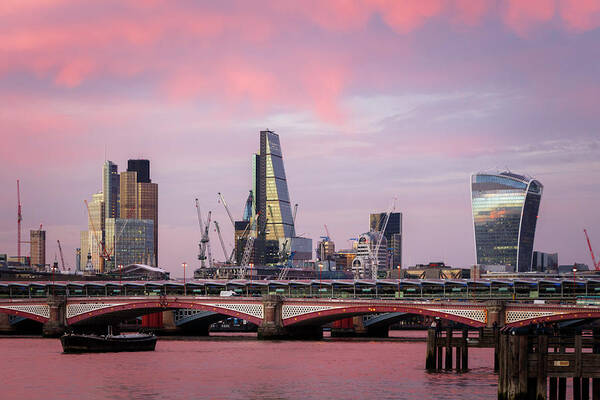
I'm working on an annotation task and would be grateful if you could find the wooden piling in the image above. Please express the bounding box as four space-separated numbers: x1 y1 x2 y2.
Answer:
558 378 566 400
462 328 469 372
445 328 453 371
537 335 548 400
594 328 600 400
549 378 557 400
426 328 436 371
582 378 589 400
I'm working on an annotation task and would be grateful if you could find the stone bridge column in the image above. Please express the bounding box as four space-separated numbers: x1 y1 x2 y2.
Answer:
0 313 16 334
485 300 506 328
257 295 286 339
43 296 66 337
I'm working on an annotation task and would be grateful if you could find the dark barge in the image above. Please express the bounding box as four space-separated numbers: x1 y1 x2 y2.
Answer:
60 333 157 353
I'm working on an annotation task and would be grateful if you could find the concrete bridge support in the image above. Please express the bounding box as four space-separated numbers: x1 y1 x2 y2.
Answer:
257 295 322 340
42 296 66 337
0 313 16 334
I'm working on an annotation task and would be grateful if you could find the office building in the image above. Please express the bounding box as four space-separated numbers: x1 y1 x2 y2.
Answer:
81 192 105 272
103 160 120 219
249 130 311 265
370 212 402 268
120 160 158 265
316 239 335 261
104 218 154 270
127 159 151 183
532 251 558 273
351 231 388 279
471 171 543 272
30 229 46 270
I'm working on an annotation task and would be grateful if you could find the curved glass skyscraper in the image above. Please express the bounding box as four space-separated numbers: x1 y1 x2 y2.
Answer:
471 171 543 272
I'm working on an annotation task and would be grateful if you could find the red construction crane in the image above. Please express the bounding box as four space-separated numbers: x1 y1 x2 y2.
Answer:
584 229 600 271
17 180 22 258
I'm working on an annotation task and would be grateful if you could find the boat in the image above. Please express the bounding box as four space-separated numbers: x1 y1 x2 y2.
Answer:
60 330 157 353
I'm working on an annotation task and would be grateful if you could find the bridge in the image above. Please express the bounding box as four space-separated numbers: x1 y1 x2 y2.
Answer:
2 279 600 338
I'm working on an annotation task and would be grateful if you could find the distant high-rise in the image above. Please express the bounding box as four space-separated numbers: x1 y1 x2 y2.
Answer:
30 229 46 269
103 161 120 219
471 171 543 272
82 192 105 272
251 130 298 265
370 212 403 268
127 159 151 183
120 159 158 265
105 218 154 268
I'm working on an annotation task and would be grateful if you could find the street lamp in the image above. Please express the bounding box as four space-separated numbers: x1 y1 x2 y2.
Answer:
118 264 123 286
182 262 188 296
573 265 578 298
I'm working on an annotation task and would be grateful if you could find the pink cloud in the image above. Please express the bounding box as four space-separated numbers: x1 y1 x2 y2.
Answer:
560 0 600 31
504 0 556 36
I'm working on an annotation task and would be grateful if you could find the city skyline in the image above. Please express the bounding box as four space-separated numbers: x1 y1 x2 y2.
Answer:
1 1 599 275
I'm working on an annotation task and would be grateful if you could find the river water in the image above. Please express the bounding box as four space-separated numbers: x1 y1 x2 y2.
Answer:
1 333 497 400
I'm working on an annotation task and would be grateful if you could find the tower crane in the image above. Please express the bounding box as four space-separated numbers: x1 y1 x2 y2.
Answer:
370 199 396 279
17 180 23 258
195 199 213 268
240 212 260 271
217 192 236 228
213 221 232 264
324 224 331 241
57 240 66 271
84 200 112 269
584 229 600 271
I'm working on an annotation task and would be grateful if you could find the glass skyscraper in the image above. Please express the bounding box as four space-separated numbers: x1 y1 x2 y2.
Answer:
105 218 154 270
471 171 543 272
103 161 120 219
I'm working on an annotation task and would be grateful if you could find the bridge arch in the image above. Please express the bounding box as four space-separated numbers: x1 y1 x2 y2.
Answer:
66 299 264 326
506 311 600 328
282 304 487 328
0 304 49 323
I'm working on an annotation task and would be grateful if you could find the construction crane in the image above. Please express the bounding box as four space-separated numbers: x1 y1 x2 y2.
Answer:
217 192 236 228
195 199 213 268
370 199 396 279
584 229 600 271
57 240 66 271
240 213 260 270
84 200 111 268
213 221 232 264
324 224 331 241
17 180 22 258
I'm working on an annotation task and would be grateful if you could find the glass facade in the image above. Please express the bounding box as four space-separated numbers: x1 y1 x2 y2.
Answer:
370 212 402 268
256 131 296 262
471 172 543 272
105 218 154 271
103 161 120 219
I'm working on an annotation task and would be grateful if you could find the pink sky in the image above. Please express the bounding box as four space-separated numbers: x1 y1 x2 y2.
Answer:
1 0 599 275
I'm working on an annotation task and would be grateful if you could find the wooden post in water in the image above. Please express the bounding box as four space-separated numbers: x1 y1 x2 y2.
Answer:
537 334 548 400
461 328 469 372
426 328 437 371
593 328 600 400
550 377 557 400
437 328 443 372
494 324 500 373
574 333 583 400
559 339 567 400
445 328 453 370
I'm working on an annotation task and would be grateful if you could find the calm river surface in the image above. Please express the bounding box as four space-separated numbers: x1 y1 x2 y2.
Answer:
1 332 497 400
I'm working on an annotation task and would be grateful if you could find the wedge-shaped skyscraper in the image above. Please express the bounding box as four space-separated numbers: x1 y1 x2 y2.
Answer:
471 171 543 272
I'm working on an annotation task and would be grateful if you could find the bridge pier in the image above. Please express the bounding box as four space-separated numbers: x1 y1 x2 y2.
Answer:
258 295 322 340
0 313 16 334
42 296 66 337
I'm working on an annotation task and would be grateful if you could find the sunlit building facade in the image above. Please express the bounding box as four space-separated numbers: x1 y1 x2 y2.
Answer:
30 229 46 270
471 171 543 272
